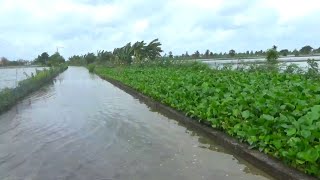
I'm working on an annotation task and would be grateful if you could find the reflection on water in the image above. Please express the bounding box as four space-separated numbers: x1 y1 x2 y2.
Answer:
0 67 272 180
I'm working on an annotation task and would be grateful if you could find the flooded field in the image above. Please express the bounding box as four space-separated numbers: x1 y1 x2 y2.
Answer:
0 67 272 180
200 55 320 64
0 67 47 90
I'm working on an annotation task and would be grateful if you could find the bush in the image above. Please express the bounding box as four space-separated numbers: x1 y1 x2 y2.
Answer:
87 64 96 73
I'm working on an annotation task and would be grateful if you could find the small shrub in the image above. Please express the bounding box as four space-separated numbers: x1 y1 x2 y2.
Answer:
88 64 96 73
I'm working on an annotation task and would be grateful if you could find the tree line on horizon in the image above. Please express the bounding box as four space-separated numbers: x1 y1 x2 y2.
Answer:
1 43 319 67
0 57 29 67
66 44 320 66
0 52 65 67
166 45 320 59
68 39 163 66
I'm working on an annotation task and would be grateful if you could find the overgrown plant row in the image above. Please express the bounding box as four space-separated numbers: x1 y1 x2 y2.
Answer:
95 63 320 177
0 65 68 114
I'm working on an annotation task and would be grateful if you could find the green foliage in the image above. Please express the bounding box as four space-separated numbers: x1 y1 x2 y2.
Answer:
279 49 289 56
266 47 279 64
68 55 85 66
84 53 96 64
0 65 68 114
1 57 29 66
229 49 236 57
204 49 210 58
300 45 313 54
305 59 319 78
284 63 302 74
48 52 65 66
97 50 113 63
87 64 96 73
192 50 200 58
111 39 163 65
95 64 320 177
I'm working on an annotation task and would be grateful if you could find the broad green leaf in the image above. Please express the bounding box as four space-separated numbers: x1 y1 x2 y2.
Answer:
285 128 296 136
297 148 319 163
300 130 311 138
272 140 282 149
241 110 250 119
261 114 274 121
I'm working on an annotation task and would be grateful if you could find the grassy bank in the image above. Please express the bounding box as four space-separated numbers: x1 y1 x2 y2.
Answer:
0 65 68 114
95 63 320 177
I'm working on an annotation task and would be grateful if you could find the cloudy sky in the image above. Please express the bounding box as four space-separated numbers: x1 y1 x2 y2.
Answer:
0 0 319 60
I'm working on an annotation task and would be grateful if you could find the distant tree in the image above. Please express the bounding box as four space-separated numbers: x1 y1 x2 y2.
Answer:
272 45 277 50
96 50 113 63
144 38 163 60
0 57 9 66
68 55 84 65
185 51 190 58
279 49 289 56
33 52 49 65
246 50 249 55
192 50 200 58
250 51 254 56
266 47 279 64
209 52 214 58
84 53 96 64
168 51 173 58
300 45 313 54
40 52 49 64
229 49 236 57
48 52 65 66
293 49 299 57
204 49 210 58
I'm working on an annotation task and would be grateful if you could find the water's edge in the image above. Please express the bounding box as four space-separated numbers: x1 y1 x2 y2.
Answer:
0 66 68 115
97 73 315 180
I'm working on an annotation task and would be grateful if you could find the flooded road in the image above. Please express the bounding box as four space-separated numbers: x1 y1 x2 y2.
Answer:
0 67 272 180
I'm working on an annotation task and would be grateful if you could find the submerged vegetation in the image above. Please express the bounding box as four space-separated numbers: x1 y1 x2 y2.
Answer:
0 65 68 114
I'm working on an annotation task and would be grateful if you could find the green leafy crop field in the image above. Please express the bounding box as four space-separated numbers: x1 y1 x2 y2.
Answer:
95 63 320 177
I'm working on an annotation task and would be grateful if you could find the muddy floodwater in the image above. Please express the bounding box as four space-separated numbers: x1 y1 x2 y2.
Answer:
0 67 272 180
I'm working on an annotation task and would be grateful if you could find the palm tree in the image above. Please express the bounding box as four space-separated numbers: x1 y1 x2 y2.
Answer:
132 41 146 63
144 39 163 60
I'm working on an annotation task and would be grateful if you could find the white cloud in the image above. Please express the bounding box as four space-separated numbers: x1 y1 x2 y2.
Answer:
132 19 149 34
0 0 319 60
263 0 320 24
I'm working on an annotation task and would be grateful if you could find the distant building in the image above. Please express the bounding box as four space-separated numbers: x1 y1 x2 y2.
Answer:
0 59 3 66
